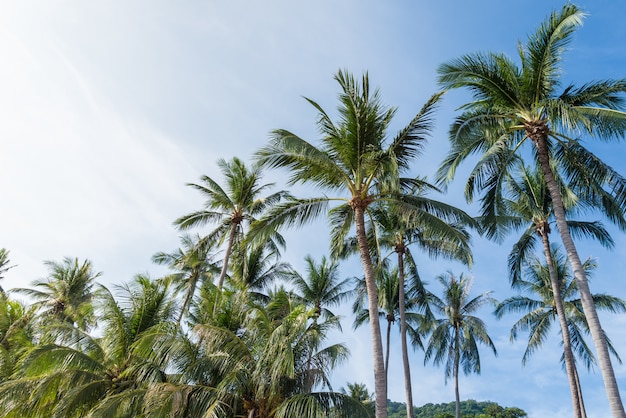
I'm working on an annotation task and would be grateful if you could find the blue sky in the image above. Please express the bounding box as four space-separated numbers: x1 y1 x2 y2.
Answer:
1 1 626 416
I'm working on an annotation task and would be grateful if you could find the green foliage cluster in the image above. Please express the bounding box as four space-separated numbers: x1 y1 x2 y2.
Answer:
387 399 527 418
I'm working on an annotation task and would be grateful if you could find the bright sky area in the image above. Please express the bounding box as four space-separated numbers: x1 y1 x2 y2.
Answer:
1 1 626 417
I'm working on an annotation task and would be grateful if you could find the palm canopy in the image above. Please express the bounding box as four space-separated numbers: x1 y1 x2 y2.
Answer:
0 249 15 295
495 246 625 368
13 257 101 331
152 233 220 323
175 156 288 289
253 70 451 243
424 272 497 381
494 162 616 285
436 3 626 218
289 255 352 323
0 275 177 418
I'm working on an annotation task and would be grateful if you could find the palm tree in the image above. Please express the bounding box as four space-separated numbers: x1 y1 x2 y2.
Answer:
152 233 220 323
487 162 616 417
424 272 497 418
13 257 100 331
436 5 626 414
495 247 626 417
138 286 367 418
340 382 375 417
175 157 287 290
289 255 352 323
0 275 177 417
0 249 15 296
254 69 469 418
0 297 34 383
364 198 472 418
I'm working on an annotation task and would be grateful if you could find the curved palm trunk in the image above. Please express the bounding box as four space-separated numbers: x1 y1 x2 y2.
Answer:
539 229 582 418
217 222 238 289
177 271 199 323
454 324 461 418
532 132 625 417
354 205 387 418
397 251 415 418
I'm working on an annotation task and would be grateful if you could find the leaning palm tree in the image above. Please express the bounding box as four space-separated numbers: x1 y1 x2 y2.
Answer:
495 247 626 417
424 272 497 418
13 257 100 331
175 157 288 290
152 233 220 323
253 69 470 418
488 162 616 417
436 5 626 414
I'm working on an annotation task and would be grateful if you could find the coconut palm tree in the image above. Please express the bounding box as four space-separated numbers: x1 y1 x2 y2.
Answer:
152 233 220 323
13 257 100 331
495 247 626 417
486 162 616 417
424 272 497 418
0 297 34 383
0 249 15 296
254 69 469 418
436 5 626 414
137 285 367 418
0 275 176 417
289 255 352 324
175 157 288 290
363 198 472 418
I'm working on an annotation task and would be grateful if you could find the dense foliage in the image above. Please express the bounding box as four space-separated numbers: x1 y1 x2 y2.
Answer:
387 400 527 418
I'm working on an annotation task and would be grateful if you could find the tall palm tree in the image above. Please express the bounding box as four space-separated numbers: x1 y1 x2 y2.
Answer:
487 162 616 417
152 233 220 323
175 157 287 290
424 272 497 418
436 5 626 415
364 198 472 418
495 247 626 417
13 257 100 331
289 255 352 323
254 69 469 418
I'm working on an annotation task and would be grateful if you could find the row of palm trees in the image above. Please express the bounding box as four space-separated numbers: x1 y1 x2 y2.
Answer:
2 3 626 417
0 241 620 418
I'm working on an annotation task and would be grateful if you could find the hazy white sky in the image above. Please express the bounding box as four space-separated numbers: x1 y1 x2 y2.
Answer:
2 1 626 416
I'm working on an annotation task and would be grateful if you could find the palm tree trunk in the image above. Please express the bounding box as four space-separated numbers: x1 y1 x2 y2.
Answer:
354 205 387 418
539 230 583 418
397 252 415 418
454 325 461 418
533 133 625 417
574 363 588 418
217 222 238 289
385 316 391 389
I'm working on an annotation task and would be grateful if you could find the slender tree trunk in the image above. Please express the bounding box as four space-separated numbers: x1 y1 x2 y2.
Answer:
354 205 387 418
454 325 461 418
539 230 582 418
385 316 391 391
177 271 199 323
574 363 588 418
217 222 238 289
532 131 625 417
397 251 415 418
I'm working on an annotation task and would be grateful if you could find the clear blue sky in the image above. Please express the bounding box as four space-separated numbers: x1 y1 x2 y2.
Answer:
2 1 625 416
